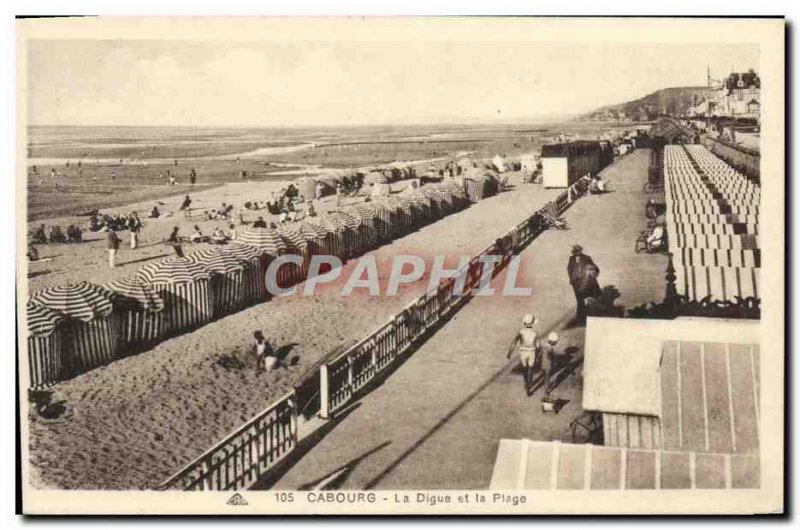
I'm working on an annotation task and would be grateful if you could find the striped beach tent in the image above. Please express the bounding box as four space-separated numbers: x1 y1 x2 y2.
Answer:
25 301 65 389
306 217 344 260
277 224 310 284
379 196 412 237
350 203 382 246
337 209 372 254
219 242 269 304
320 213 356 260
299 220 332 257
30 282 120 376
105 276 166 350
444 180 469 209
187 248 247 316
136 257 213 335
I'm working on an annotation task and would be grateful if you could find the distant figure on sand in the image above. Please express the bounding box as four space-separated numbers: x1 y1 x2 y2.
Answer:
507 314 539 394
179 195 192 212
253 216 268 229
105 227 121 268
150 205 160 218
127 212 142 249
253 330 277 373
189 168 197 185
167 226 184 257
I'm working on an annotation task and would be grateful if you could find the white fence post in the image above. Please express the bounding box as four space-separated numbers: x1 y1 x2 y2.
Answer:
319 364 330 419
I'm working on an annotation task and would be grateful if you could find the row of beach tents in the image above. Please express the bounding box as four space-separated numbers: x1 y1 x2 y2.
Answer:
25 178 503 390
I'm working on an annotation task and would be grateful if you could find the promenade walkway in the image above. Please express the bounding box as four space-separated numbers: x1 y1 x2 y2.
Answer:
267 149 668 490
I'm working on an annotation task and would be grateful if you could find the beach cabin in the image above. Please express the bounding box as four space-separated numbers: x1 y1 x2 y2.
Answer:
540 141 601 189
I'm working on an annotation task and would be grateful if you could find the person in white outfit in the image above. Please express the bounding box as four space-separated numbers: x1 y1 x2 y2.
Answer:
507 314 540 393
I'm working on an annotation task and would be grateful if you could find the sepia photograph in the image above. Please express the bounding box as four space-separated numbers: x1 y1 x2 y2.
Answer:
14 16 785 515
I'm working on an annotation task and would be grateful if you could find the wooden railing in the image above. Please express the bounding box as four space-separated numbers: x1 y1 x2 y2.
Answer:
157 391 297 491
157 176 590 490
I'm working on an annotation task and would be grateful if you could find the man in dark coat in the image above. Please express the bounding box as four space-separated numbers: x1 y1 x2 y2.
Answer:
567 244 599 323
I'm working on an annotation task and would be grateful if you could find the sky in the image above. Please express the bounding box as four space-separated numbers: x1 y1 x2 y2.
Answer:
26 40 759 127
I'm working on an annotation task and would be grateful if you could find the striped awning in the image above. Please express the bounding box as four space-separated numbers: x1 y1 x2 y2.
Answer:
136 257 212 284
347 204 377 221
105 276 165 313
29 281 115 322
26 301 64 337
187 247 247 274
237 227 287 255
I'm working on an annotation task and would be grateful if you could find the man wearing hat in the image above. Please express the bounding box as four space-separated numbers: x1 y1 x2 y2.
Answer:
507 314 540 393
567 244 598 323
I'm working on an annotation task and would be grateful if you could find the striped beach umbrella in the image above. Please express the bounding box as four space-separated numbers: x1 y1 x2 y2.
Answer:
106 276 165 312
25 302 65 389
220 241 264 261
299 220 332 257
30 282 120 376
30 281 114 322
136 257 212 284
237 227 287 256
276 224 309 251
135 257 213 335
346 205 379 248
188 248 247 315
105 276 166 349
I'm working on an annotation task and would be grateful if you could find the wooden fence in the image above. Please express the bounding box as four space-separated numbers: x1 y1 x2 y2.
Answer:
157 176 590 491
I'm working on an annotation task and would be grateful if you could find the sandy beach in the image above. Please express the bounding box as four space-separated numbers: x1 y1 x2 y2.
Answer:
27 171 561 490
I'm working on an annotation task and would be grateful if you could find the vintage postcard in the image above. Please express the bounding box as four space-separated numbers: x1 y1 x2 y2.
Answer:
16 17 785 514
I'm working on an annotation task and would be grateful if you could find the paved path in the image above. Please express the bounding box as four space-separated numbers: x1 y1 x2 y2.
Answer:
267 149 668 490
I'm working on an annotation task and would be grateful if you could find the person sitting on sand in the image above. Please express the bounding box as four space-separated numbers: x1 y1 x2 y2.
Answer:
48 225 66 244
228 223 237 241
253 330 278 373
253 216 268 229
31 224 47 244
150 205 160 218
66 224 83 243
211 226 227 244
168 175 177 186
190 225 204 243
